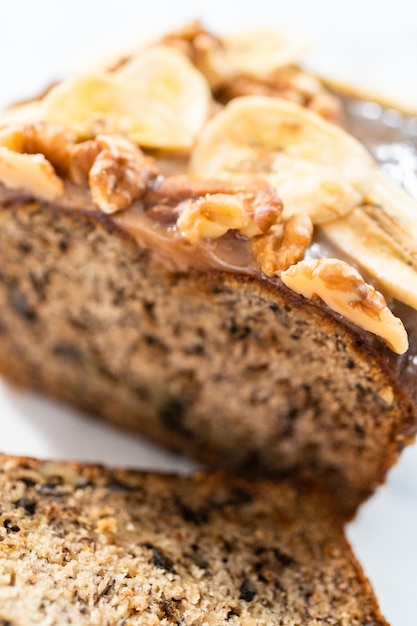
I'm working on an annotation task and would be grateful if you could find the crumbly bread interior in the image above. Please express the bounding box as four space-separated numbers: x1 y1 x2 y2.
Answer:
0 198 415 517
0 454 388 625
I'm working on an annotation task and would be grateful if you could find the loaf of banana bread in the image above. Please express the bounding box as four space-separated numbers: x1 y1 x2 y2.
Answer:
0 453 389 625
0 24 416 517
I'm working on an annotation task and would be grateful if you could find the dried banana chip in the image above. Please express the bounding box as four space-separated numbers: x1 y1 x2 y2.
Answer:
193 27 308 90
220 29 308 77
39 46 211 150
117 45 211 143
321 170 417 310
191 95 375 223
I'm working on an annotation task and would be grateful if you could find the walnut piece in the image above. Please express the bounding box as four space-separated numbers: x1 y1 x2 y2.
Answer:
0 122 75 172
158 20 225 90
175 177 283 243
69 139 101 186
216 68 343 124
0 123 69 200
70 134 160 213
280 258 408 354
21 122 75 174
177 193 249 243
251 213 313 275
238 183 284 237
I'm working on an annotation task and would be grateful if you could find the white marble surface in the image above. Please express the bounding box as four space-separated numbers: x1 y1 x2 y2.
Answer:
1 2 417 624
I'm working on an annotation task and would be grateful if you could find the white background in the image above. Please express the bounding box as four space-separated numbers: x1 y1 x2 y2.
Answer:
1 2 417 624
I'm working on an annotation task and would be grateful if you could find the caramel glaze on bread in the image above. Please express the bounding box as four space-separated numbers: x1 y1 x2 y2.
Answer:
0 454 389 625
0 182 415 518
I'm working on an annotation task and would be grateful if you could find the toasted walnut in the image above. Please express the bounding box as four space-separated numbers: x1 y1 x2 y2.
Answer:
158 20 225 88
173 177 282 242
280 258 408 354
69 140 101 186
177 193 249 242
239 183 284 237
0 123 69 200
159 21 218 55
69 135 160 213
0 127 26 151
21 122 75 174
0 122 74 176
0 122 75 173
90 139 159 213
216 71 300 101
308 93 344 125
251 213 313 275
0 147 64 200
217 68 343 124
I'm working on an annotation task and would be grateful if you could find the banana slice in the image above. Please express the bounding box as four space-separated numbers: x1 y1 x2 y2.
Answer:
220 29 309 78
193 27 308 90
38 46 211 150
371 168 417 239
321 170 417 310
191 95 375 224
40 72 120 137
115 45 211 146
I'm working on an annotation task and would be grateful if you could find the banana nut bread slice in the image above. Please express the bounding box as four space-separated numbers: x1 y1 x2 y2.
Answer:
0 178 415 518
0 453 388 625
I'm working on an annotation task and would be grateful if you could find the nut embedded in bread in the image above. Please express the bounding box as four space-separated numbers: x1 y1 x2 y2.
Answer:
0 454 389 625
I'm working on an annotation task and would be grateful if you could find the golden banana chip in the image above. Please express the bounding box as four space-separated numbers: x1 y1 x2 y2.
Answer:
191 95 375 223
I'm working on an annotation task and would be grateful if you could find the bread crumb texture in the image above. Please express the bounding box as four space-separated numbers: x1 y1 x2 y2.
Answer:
0 455 388 625
0 201 415 516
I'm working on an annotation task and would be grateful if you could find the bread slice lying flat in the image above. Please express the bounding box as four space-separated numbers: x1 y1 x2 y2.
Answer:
0 454 388 625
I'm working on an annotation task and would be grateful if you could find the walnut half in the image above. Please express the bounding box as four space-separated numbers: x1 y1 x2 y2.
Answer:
280 258 408 354
175 177 283 243
0 123 70 200
70 135 160 213
251 213 313 275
